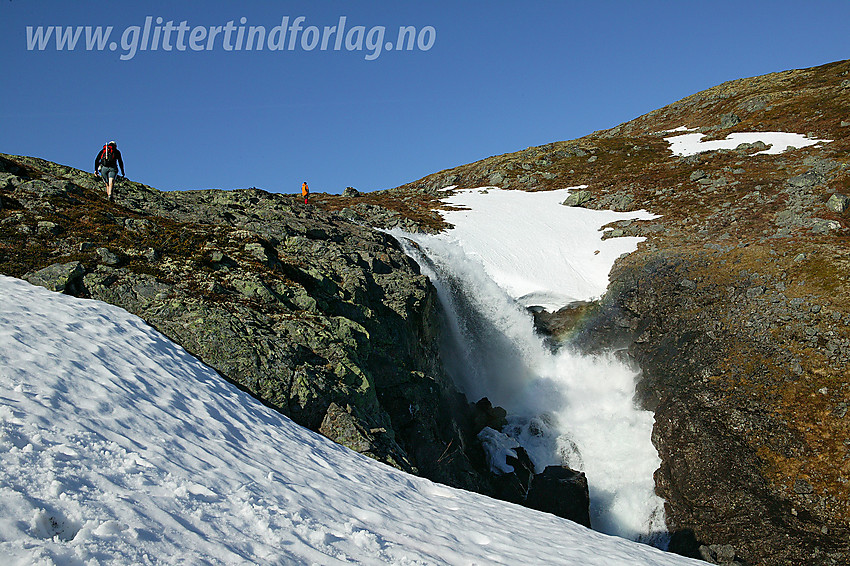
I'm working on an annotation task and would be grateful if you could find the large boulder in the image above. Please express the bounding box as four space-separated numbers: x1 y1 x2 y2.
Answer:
23 261 84 293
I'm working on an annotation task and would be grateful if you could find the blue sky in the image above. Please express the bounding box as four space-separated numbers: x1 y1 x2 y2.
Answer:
1 1 849 195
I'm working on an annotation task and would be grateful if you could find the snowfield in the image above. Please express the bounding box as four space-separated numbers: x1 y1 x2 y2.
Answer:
0 275 704 565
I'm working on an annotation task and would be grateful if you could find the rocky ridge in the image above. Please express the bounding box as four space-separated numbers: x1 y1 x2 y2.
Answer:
0 154 472 483
375 59 850 565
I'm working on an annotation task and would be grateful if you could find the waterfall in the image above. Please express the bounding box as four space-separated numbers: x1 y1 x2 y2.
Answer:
395 231 669 547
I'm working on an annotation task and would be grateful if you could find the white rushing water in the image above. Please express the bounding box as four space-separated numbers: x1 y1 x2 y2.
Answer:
389 186 668 546
399 235 667 545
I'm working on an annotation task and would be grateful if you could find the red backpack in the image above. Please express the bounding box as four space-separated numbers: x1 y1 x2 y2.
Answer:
101 144 117 167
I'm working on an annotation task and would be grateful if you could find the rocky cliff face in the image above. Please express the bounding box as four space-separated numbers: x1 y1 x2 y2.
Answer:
379 59 850 565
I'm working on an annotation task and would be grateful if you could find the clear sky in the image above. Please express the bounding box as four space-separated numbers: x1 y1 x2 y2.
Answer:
1 1 849 195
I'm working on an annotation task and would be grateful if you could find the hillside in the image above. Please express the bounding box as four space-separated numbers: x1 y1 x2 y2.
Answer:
4 58 850 565
0 150 601 536
374 59 850 565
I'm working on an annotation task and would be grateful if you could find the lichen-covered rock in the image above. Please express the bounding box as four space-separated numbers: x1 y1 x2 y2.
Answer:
23 261 84 293
827 193 850 213
319 402 414 472
562 190 593 207
719 112 741 129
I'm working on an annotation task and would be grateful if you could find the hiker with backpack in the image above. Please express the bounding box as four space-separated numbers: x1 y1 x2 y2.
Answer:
302 181 309 204
94 141 124 201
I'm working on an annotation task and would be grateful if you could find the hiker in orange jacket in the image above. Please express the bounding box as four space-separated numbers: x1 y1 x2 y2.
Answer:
302 181 309 204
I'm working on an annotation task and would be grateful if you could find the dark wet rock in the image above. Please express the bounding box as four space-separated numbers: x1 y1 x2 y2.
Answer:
525 466 591 528
470 397 508 433
487 443 592 527
491 445 537 504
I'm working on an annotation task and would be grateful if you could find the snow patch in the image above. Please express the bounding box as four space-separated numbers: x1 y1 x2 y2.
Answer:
478 427 521 474
432 186 658 310
665 131 830 156
655 125 695 134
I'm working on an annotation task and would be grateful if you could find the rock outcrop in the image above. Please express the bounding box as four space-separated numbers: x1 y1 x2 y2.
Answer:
0 153 487 495
525 466 592 529
579 251 849 564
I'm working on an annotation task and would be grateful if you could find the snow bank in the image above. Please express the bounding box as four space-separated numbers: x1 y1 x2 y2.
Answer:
665 131 830 156
0 275 701 565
